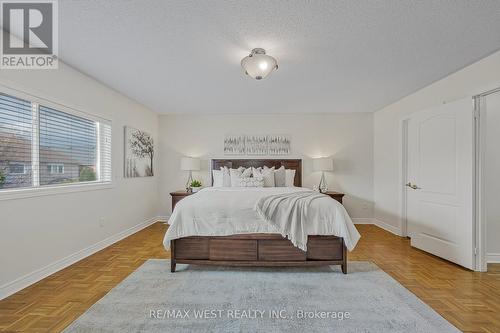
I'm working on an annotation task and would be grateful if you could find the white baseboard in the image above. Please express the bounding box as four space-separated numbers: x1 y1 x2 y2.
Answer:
352 218 403 236
156 215 169 223
352 218 374 224
373 218 403 236
0 216 164 300
487 253 500 263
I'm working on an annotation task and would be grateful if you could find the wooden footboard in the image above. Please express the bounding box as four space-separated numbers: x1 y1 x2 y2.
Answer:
170 234 347 274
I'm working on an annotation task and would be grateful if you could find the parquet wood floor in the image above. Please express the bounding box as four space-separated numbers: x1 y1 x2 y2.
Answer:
0 223 499 333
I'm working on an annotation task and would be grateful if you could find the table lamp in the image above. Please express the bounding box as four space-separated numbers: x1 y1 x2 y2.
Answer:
180 157 200 192
313 157 333 193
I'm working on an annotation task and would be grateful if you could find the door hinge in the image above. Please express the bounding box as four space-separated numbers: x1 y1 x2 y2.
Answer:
474 247 478 255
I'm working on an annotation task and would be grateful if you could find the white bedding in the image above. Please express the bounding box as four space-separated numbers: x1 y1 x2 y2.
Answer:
163 187 361 251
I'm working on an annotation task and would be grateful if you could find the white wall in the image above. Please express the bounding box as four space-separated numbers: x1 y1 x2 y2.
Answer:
0 62 160 297
484 92 500 258
158 113 374 219
373 50 500 237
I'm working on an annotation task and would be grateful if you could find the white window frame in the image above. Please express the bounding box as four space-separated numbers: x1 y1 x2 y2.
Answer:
8 163 27 175
47 163 64 174
0 85 113 201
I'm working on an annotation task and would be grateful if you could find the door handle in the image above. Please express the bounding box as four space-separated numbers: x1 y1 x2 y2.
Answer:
406 182 421 190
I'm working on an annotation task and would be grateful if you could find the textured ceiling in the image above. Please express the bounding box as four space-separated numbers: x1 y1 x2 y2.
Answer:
58 0 500 114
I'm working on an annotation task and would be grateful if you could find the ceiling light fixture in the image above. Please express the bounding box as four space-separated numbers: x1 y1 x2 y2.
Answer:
241 48 278 80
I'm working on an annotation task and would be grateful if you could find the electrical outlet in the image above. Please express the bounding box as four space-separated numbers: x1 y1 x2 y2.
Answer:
99 217 105 228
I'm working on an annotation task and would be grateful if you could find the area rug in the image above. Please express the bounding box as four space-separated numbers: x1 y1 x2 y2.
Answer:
64 260 460 333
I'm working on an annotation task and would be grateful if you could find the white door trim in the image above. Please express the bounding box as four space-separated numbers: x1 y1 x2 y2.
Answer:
474 95 486 272
398 118 409 237
473 86 500 272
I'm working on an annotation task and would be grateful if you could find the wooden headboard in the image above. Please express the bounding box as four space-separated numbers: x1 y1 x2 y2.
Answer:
211 159 302 187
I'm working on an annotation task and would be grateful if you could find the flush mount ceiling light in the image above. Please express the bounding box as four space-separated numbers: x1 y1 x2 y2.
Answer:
241 48 278 80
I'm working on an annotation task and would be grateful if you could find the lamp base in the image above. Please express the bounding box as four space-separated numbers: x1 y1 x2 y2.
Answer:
185 171 193 193
318 171 328 193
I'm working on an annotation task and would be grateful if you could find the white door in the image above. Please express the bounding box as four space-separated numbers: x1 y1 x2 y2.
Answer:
406 98 475 270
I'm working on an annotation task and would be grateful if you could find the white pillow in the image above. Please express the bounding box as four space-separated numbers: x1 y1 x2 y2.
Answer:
239 177 264 187
220 166 231 187
241 167 253 177
253 166 275 187
251 167 261 176
229 167 244 187
285 169 296 187
274 166 286 187
212 170 223 187
230 167 252 187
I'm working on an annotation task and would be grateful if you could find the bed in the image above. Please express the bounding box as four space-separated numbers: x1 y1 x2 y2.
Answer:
164 159 360 274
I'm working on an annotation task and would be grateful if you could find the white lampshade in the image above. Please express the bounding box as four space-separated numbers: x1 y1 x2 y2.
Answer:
313 157 333 172
241 48 278 80
180 157 200 171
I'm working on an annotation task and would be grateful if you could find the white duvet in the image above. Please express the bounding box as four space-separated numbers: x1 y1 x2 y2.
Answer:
163 187 361 251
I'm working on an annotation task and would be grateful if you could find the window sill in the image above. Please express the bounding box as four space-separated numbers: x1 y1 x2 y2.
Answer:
0 182 114 201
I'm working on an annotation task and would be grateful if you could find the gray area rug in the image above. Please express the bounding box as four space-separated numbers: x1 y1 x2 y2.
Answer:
64 260 460 333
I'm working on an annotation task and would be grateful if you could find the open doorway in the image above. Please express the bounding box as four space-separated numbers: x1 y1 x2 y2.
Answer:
476 88 500 272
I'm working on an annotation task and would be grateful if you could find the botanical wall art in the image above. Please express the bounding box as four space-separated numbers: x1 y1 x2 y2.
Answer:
223 134 291 155
124 126 154 177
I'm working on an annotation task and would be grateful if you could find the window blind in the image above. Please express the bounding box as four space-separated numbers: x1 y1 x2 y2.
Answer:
39 105 98 186
0 93 33 189
99 122 112 182
0 90 112 193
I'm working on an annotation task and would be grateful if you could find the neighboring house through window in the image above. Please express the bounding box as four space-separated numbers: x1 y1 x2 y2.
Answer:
47 164 64 174
9 163 26 174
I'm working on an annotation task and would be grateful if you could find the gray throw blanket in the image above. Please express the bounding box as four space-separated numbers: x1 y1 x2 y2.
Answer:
255 191 326 251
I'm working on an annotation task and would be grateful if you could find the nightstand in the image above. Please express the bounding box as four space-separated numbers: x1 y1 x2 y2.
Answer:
322 191 345 204
170 190 192 211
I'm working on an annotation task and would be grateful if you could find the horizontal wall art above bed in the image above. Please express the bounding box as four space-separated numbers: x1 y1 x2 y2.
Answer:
224 134 290 155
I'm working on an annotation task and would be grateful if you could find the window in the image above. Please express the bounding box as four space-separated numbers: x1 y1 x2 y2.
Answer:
0 93 33 189
39 106 98 185
47 163 64 174
9 163 26 174
0 91 111 192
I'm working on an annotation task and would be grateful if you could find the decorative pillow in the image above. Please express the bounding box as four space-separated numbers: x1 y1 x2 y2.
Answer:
229 167 245 187
220 166 231 187
251 167 261 177
212 170 223 187
253 166 275 187
285 169 296 187
274 166 286 187
239 176 264 187
241 167 253 177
